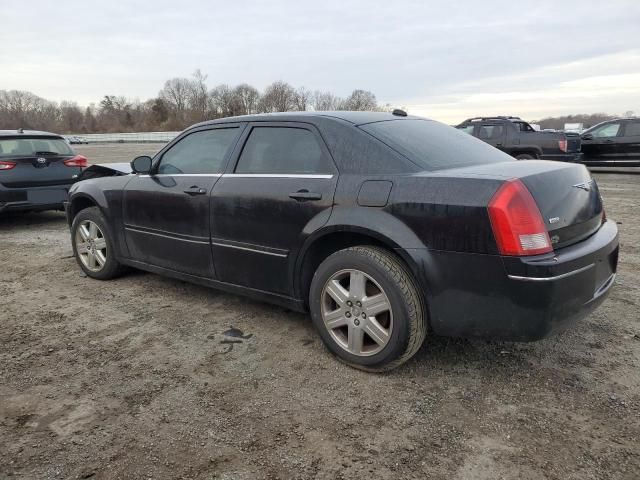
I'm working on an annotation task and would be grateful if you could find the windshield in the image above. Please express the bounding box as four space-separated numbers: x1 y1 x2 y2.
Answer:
360 119 513 171
0 137 74 157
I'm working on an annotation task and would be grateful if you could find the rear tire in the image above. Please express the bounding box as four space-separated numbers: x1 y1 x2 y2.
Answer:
515 153 536 160
71 207 124 280
309 246 427 372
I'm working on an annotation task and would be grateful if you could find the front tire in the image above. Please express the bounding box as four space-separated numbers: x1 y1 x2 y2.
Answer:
309 246 427 372
71 207 123 280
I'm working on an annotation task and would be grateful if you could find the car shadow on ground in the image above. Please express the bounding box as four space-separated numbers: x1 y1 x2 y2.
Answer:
0 210 67 230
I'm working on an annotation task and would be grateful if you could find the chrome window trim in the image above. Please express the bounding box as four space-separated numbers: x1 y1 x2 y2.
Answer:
507 263 594 282
137 173 222 177
222 173 334 179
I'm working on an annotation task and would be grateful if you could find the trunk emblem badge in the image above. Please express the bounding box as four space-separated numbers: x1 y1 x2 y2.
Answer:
572 180 593 191
36 157 46 164
548 216 560 224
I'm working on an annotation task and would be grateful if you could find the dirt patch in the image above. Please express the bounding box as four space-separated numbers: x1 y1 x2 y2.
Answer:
1 152 639 478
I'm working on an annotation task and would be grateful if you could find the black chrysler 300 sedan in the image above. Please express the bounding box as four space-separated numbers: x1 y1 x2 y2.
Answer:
65 111 619 371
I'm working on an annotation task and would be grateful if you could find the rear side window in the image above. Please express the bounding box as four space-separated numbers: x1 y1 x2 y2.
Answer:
235 126 331 174
158 128 239 174
457 125 475 135
360 119 513 171
624 121 640 137
478 124 504 140
0 137 73 157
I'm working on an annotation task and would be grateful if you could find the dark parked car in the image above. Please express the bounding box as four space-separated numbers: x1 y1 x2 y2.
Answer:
456 116 583 162
65 111 618 371
0 129 87 213
580 118 640 167
65 135 89 145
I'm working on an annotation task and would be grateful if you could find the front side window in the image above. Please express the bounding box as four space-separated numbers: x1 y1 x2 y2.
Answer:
624 121 640 137
0 137 73 157
235 126 331 174
589 122 621 138
157 128 239 174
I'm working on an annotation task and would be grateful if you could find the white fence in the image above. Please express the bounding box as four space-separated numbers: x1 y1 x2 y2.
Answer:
70 131 181 144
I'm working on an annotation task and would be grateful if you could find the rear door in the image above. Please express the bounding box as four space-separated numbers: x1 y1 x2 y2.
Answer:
122 124 244 277
581 121 623 165
477 122 507 151
210 122 338 295
619 120 640 166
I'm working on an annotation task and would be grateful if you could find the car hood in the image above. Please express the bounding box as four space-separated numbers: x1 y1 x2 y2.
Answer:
77 162 132 180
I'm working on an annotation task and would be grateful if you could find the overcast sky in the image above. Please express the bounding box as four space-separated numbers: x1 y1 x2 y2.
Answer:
1 0 639 123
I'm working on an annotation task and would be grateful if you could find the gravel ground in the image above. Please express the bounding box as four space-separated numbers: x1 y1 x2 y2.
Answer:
1 144 639 479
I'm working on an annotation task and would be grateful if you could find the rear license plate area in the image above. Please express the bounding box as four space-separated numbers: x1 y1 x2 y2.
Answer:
27 189 68 204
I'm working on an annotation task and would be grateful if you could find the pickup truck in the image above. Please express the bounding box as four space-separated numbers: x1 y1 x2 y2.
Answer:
456 116 583 162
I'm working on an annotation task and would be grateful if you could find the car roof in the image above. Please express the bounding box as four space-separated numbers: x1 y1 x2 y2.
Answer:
191 111 423 129
0 129 63 138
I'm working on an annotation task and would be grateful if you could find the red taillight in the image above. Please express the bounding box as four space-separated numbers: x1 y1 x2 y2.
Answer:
558 139 568 152
64 155 88 168
488 179 552 256
0 160 17 170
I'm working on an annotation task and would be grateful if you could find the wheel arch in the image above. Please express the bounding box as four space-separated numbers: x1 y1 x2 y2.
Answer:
294 224 429 310
68 194 99 223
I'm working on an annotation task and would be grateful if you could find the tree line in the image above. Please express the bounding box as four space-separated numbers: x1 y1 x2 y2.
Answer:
534 112 635 131
0 70 386 134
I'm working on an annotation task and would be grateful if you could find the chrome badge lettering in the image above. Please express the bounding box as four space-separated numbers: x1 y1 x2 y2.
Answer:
548 216 560 224
572 179 594 192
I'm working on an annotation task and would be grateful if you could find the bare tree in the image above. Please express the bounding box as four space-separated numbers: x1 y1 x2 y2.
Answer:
188 69 209 122
209 84 236 118
311 90 342 111
59 101 84 132
233 84 260 115
259 81 298 112
159 77 193 128
341 89 378 111
294 86 312 111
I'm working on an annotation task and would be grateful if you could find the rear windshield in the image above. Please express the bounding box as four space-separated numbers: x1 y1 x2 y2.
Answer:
0 137 74 157
360 119 514 171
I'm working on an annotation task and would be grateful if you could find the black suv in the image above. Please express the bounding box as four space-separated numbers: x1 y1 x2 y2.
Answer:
0 129 87 213
580 118 640 167
456 116 583 162
65 112 618 371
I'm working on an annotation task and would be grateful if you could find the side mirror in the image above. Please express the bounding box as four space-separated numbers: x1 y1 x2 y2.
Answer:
581 133 593 141
131 155 152 174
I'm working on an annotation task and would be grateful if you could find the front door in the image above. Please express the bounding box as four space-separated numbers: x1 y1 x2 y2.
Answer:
123 124 244 277
581 121 623 165
210 122 338 295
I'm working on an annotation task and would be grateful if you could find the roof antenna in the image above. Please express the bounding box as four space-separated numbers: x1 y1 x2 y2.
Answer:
392 109 407 117
17 127 24 134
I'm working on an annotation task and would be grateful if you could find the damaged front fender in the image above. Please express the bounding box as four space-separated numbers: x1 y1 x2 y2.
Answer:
77 162 133 180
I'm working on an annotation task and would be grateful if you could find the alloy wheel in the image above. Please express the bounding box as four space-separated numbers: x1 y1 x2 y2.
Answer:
321 269 393 356
75 220 107 272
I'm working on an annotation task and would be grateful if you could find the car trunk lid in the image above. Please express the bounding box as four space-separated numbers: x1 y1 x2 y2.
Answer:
432 160 603 250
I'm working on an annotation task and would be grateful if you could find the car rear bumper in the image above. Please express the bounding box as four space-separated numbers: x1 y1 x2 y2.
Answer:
540 152 584 162
0 185 70 212
407 219 619 341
